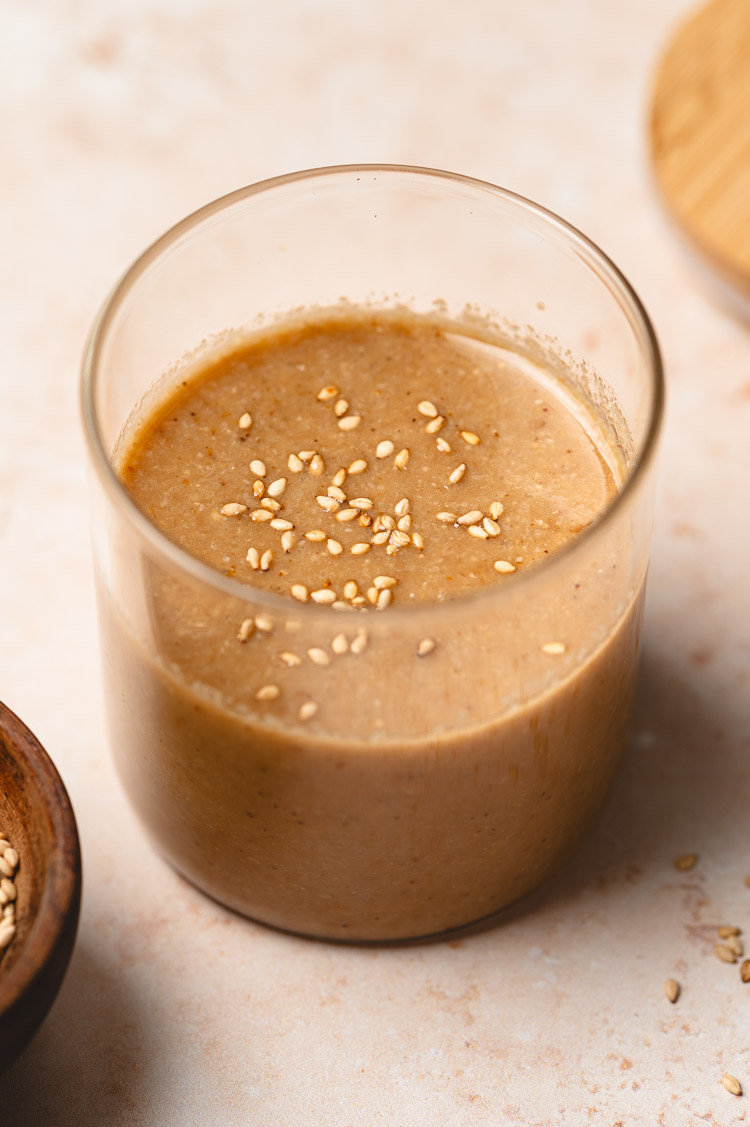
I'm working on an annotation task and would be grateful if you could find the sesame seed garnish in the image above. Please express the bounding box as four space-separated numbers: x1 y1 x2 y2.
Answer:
220 502 248 516
456 510 483 525
720 1074 742 1097
317 386 339 401
460 430 481 446
494 560 516 573
716 943 738 964
311 589 337 604
397 515 412 531
351 542 371 555
483 517 501 537
374 575 398 589
332 468 347 487
254 613 273 632
449 464 466 485
351 629 368 654
425 415 445 434
541 642 566 655
436 437 452 453
370 530 389 546
741 960 750 983
332 633 349 655
718 926 741 938
344 581 359 599
336 508 360 522
348 459 368 474
255 684 281 702
332 601 350 610
418 400 438 417
489 501 504 519
359 513 372 527
260 497 281 512
237 618 255 642
253 480 265 498
366 586 378 605
279 651 302 666
270 518 294 532
674 853 698 872
327 538 343 556
250 459 267 477
349 497 374 510
260 549 273 571
327 485 347 502
288 453 304 473
308 647 331 666
310 454 325 476
298 450 316 462
316 495 340 512
281 530 296 552
334 398 349 417
412 531 424 549
305 529 326 541
246 547 260 569
267 477 287 498
238 412 253 429
338 415 362 431
291 584 309 602
299 701 318 721
351 596 366 606
468 525 488 539
437 512 456 523
417 637 436 657
376 440 394 459
377 588 393 609
394 498 410 516
727 936 744 958
394 447 410 469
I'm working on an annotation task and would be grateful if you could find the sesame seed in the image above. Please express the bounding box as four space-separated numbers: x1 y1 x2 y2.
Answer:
741 960 750 983
338 415 362 431
394 448 410 469
348 459 368 474
351 543 371 555
288 453 305 473
260 549 273 571
255 684 281 702
417 638 436 657
449 464 466 485
221 503 248 516
0 925 16 949
720 1074 742 1097
468 525 488 539
281 531 296 552
237 618 255 642
303 530 325 543
334 398 349 417
327 485 347 502
270 518 294 531
267 477 287 498
412 531 424 549
351 596 367 606
327 538 343 556
310 454 326 476
483 517 501 537
336 508 360 522
727 936 744 958
291 584 309 602
254 613 273 632
239 412 253 429
397 515 412 531
718 926 741 938
260 498 281 513
332 601 350 610
332 468 347 487
489 501 504 519
376 440 395 459
664 978 680 1003
253 480 265 498
425 415 445 434
436 437 452 453
317 385 339 401
372 531 390 545
395 498 410 517
456 510 483 525
390 530 411 547
359 513 372 527
351 629 368 654
344 581 359 599
308 647 331 666
246 547 260 569
374 575 398 589
311 589 337 604
437 512 456 523
367 587 378 605
674 853 698 872
377 588 393 609
298 450 316 462
316 495 340 512
461 430 481 446
350 497 374 510
541 642 566 655
250 459 267 477
418 400 438 418
494 560 516 573
2 848 17 869
279 651 302 666
332 633 349 655
299 701 319 721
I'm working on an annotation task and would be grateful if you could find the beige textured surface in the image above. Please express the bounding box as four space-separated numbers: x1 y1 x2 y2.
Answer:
2 0 750 1122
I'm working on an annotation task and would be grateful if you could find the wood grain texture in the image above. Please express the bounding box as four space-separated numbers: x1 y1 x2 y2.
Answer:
0 702 81 1074
650 0 750 294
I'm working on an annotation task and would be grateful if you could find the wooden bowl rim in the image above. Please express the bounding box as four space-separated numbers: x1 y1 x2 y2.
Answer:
0 701 81 1018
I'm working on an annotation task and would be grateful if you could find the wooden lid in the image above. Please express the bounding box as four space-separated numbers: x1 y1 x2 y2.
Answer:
650 0 750 297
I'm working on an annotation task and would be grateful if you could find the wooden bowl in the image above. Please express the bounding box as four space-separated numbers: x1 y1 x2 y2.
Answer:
0 701 81 1073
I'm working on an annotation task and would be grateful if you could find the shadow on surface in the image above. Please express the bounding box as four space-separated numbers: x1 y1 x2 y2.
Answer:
3 933 159 1126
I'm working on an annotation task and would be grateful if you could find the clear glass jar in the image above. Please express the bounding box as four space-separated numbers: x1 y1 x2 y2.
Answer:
81 166 663 942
